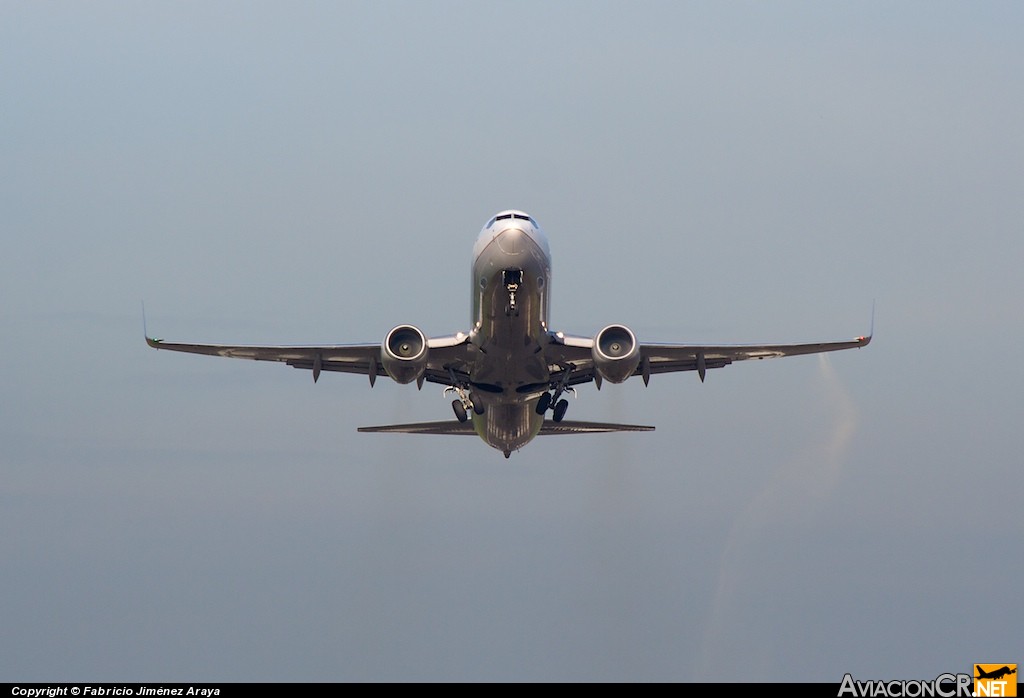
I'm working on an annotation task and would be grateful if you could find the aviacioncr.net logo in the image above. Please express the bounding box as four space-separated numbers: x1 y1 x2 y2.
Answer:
838 673 973 697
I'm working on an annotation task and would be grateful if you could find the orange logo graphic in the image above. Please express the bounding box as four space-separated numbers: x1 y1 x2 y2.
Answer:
975 664 1017 697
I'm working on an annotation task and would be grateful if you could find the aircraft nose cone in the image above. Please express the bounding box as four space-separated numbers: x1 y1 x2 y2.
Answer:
496 227 526 255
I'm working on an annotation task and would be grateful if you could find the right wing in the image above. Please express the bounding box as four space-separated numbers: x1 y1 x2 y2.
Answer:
357 421 478 435
145 333 473 386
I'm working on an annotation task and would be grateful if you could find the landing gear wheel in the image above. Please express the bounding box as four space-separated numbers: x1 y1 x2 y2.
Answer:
535 392 552 415
473 400 486 415
552 398 569 423
452 399 468 423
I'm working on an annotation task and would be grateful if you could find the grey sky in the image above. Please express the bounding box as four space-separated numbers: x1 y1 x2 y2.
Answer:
2 1 1021 681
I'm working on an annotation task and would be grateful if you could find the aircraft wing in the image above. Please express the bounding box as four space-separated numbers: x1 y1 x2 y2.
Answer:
145 333 473 386
546 333 871 386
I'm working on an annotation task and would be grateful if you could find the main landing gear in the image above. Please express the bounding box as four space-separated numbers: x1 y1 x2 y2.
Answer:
445 379 483 423
535 392 571 421
535 367 575 422
534 391 571 422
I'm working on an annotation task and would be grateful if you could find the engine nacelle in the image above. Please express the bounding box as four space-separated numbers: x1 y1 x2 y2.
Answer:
381 325 428 385
592 324 640 384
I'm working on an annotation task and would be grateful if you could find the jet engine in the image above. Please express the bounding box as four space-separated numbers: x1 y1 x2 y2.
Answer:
381 324 428 384
592 324 640 384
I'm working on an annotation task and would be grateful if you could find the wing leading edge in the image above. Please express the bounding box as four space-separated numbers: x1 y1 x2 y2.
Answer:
639 335 871 377
145 334 473 385
146 329 869 389
546 333 871 386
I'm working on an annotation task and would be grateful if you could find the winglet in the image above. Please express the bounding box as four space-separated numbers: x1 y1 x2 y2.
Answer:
142 301 162 347
854 301 875 347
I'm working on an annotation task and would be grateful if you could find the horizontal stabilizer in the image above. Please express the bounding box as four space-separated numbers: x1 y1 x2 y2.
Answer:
358 421 478 435
357 420 654 436
539 420 654 434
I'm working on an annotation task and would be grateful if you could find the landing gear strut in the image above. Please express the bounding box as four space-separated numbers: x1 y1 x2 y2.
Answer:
503 269 522 317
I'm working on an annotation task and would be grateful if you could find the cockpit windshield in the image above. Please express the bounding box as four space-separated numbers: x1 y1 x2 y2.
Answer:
487 212 537 229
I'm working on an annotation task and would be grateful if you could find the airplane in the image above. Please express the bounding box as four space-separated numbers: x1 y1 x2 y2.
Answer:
146 209 871 458
976 666 1017 681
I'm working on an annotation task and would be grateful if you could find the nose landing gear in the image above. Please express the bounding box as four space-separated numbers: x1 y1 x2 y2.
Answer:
503 269 522 317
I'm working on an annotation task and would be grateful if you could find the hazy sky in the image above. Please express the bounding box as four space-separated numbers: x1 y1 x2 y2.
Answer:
2 1 1021 682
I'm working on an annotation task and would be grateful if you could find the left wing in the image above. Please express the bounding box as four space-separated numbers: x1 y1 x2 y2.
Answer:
545 333 871 386
145 333 473 386
637 335 871 378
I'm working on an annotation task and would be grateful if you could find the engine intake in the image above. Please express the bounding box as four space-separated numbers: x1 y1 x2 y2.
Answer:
381 325 428 384
592 324 640 384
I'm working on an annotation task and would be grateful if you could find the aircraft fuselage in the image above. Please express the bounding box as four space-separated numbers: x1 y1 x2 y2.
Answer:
468 211 553 454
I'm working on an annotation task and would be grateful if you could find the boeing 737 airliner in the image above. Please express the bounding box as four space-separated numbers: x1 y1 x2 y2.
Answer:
147 210 870 458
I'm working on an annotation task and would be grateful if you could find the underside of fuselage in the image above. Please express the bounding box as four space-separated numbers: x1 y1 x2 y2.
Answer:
467 214 553 456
